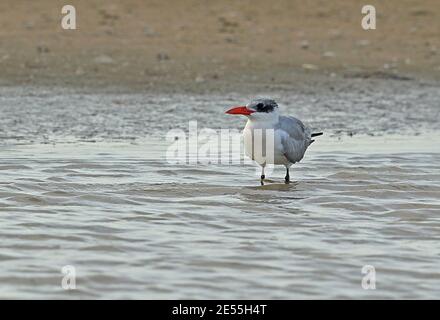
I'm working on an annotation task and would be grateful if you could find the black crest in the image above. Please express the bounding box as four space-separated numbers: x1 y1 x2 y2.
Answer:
248 99 278 113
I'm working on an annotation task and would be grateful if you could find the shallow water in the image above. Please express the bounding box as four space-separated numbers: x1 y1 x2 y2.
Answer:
1 85 440 299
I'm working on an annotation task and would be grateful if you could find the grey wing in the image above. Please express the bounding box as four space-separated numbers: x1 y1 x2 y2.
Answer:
277 116 312 163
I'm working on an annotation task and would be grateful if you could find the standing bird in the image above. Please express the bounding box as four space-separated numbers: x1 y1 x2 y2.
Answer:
226 98 322 184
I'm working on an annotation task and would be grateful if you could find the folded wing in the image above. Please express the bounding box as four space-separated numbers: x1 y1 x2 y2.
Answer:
277 116 313 164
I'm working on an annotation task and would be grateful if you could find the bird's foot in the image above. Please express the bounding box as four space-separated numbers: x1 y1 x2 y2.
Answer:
285 167 290 184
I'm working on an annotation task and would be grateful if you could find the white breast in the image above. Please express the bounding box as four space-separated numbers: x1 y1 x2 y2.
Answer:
243 118 290 166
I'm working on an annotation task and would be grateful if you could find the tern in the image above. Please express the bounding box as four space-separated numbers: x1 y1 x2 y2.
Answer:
226 98 322 184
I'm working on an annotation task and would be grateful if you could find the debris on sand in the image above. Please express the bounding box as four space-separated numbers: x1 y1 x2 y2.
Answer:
344 71 413 81
322 51 335 58
37 45 50 54
356 39 370 47
143 26 157 37
157 52 170 61
195 75 205 83
302 64 319 70
94 55 114 64
300 40 309 49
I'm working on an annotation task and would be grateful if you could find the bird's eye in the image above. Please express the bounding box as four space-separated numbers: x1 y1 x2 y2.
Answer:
256 103 264 110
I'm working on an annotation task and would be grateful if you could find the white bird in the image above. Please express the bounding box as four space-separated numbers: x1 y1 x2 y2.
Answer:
226 98 322 183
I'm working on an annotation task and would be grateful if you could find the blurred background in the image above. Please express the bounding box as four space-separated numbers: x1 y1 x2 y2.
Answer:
0 0 439 90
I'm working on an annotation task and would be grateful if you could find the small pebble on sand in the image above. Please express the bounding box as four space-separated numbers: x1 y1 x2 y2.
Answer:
322 51 335 58
94 55 114 64
302 64 318 70
300 40 309 49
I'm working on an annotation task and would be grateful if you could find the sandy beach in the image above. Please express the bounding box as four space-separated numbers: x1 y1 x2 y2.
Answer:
0 0 439 91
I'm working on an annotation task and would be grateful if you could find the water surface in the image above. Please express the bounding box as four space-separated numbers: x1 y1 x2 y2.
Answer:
1 85 440 299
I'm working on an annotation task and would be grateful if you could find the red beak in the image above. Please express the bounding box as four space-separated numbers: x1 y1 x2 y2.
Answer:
225 106 255 116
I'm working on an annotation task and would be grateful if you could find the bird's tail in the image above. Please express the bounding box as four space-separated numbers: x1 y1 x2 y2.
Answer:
309 132 323 145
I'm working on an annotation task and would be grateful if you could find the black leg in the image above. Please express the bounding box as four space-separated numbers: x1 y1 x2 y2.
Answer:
285 168 290 184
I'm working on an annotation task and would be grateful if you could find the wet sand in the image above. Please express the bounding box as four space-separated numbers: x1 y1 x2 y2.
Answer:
1 80 439 144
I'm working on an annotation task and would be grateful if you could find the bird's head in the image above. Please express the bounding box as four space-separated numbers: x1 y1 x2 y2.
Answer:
225 99 279 121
